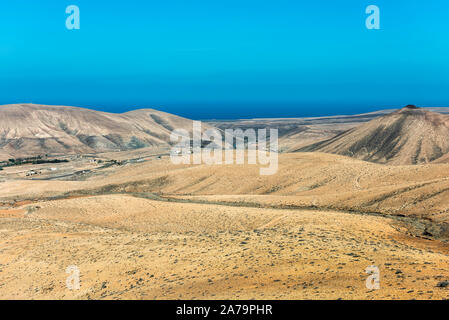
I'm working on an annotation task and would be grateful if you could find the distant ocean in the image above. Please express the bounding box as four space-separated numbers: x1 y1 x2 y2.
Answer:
53 101 400 120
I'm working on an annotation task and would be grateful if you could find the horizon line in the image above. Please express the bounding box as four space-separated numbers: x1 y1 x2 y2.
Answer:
2 102 449 121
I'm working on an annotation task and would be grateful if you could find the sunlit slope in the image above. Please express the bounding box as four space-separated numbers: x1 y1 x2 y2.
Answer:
299 106 449 165
2 194 448 299
3 152 449 221
0 104 205 159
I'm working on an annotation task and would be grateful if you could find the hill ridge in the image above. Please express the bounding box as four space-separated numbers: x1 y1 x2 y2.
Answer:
0 103 201 160
297 106 449 165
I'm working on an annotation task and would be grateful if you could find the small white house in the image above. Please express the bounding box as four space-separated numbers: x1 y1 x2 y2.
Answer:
26 170 40 177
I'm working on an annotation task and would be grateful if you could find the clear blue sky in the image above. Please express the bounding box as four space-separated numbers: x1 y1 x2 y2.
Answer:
1 0 449 119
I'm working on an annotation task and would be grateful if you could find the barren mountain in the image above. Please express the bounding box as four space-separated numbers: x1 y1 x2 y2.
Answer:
297 105 449 165
208 107 449 152
0 104 203 160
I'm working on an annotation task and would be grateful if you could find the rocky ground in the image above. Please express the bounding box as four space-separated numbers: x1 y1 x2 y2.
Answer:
2 153 449 299
1 195 449 299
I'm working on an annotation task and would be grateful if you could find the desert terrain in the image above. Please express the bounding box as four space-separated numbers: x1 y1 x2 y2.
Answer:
2 104 449 300
2 152 449 299
0 104 214 161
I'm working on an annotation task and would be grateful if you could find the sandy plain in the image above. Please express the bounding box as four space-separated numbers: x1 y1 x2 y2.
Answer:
1 153 449 299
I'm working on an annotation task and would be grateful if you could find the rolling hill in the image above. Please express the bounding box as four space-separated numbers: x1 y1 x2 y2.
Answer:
0 104 205 160
297 105 449 165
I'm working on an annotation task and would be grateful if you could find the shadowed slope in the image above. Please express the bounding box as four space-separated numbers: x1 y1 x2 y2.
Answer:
297 106 449 165
0 104 206 159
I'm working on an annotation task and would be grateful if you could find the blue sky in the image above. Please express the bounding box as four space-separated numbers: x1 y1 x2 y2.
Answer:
1 0 449 119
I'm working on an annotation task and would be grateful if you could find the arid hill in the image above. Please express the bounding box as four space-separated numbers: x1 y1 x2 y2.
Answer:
5 105 449 300
5 151 449 230
297 106 449 165
0 104 204 160
3 152 449 299
4 149 449 299
208 107 449 153
4 103 449 163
